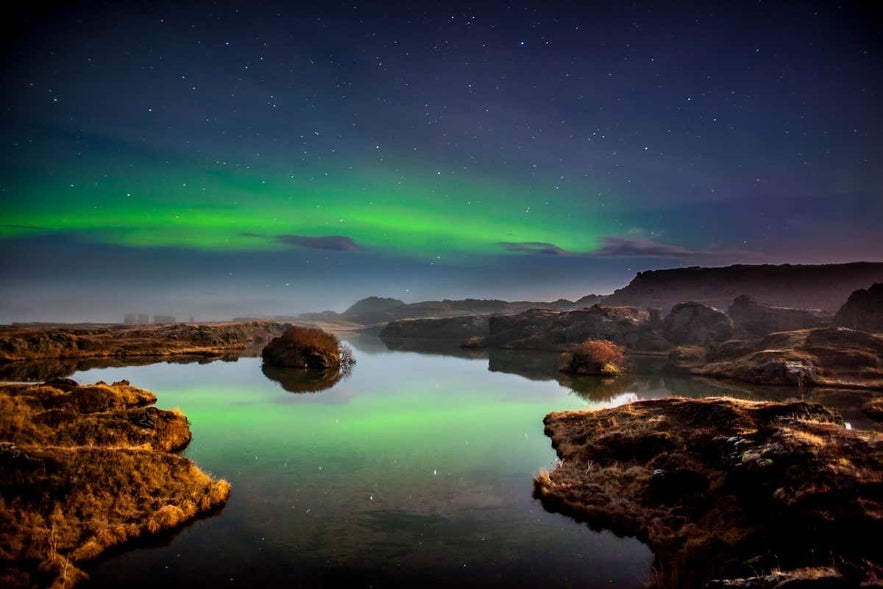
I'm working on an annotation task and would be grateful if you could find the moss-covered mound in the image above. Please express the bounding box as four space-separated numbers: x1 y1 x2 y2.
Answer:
0 379 230 589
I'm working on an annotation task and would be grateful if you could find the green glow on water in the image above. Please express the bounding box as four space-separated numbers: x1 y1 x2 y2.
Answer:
74 347 652 588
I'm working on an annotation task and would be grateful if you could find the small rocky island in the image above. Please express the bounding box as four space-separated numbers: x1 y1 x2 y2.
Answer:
261 325 346 369
260 325 355 393
0 379 230 588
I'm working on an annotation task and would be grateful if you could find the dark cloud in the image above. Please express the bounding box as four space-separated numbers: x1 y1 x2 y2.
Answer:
275 234 362 252
589 236 696 258
240 231 263 238
498 241 568 255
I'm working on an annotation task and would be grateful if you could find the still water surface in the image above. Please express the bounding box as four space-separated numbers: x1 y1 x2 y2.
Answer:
69 336 851 589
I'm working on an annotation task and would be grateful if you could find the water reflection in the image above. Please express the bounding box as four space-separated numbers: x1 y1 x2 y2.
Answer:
74 345 653 589
386 337 880 429
10 332 871 589
261 363 344 393
0 354 244 382
377 337 488 359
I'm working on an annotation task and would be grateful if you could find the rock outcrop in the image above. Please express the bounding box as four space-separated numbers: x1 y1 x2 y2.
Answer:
484 305 669 352
378 315 489 341
261 364 343 393
728 295 829 339
603 262 883 313
661 301 733 346
834 282 883 333
697 327 883 388
534 397 883 589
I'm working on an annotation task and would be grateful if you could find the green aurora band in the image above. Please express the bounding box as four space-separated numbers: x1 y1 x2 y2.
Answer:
3 159 613 258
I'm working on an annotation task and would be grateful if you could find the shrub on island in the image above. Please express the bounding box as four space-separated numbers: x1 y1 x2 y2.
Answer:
559 339 626 376
261 325 354 371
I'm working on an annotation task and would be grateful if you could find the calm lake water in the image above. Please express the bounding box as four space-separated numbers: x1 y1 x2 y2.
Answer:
67 335 871 589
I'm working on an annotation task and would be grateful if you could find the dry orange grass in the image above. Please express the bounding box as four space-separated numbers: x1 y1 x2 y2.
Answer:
280 325 340 352
559 338 626 376
0 380 230 589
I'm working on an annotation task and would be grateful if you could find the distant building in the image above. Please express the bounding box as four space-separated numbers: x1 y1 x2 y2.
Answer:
137 313 150 324
153 315 176 324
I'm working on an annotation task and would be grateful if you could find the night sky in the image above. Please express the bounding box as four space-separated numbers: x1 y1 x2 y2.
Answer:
1 1 881 322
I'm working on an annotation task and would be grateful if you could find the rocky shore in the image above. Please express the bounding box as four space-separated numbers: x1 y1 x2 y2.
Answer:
0 321 287 364
534 397 883 588
695 327 883 389
0 379 230 588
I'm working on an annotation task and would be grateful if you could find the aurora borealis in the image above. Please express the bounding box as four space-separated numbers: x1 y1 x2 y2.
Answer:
1 1 881 322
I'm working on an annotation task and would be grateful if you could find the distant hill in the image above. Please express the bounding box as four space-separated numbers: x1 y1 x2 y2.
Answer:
299 294 606 327
603 262 883 313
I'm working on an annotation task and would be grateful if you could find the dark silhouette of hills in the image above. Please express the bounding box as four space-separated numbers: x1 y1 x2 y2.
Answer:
299 294 605 326
602 262 883 313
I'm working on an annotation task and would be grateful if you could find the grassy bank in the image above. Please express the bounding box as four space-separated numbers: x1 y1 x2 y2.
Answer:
0 379 230 588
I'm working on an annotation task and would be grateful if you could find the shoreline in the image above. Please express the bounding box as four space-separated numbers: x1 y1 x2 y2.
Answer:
0 379 231 589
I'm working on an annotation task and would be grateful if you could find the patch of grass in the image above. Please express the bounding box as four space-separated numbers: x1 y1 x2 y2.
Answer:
0 380 229 588
559 339 626 376
280 325 339 351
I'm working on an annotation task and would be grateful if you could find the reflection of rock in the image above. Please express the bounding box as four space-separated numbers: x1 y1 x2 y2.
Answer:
0 355 243 382
261 364 343 393
728 295 829 339
486 305 669 352
661 301 733 346
556 374 633 402
833 282 883 333
534 397 883 589
380 337 487 359
664 345 706 373
487 348 561 382
696 327 883 388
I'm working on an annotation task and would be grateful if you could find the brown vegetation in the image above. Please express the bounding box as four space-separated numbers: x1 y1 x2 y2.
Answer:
0 321 287 363
534 397 883 588
261 325 350 370
559 339 626 376
0 380 230 588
